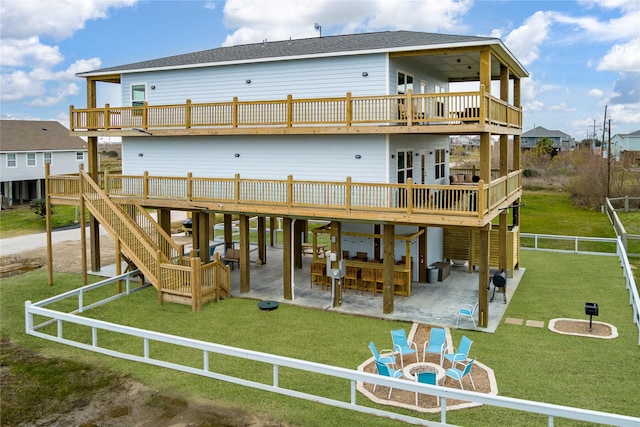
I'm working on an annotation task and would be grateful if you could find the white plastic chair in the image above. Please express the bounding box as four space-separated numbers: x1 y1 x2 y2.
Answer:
456 301 479 328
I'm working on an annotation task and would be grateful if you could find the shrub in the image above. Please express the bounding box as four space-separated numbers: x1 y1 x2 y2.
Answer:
29 199 52 218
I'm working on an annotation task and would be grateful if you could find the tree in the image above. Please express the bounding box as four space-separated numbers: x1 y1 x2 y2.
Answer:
535 137 555 155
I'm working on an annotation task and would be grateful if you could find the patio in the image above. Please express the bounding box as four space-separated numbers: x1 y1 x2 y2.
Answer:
216 244 524 333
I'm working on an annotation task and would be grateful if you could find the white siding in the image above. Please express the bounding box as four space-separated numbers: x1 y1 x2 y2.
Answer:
122 135 387 181
121 54 388 105
0 150 84 182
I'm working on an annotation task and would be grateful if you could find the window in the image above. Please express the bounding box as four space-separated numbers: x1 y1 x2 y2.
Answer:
435 148 446 179
132 84 146 107
397 71 414 95
27 153 36 167
397 150 413 183
7 153 16 168
44 152 52 164
76 151 85 161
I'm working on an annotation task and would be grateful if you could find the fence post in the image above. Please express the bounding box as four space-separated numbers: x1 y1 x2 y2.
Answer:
624 195 629 212
406 89 413 126
346 176 352 213
232 97 238 128
478 180 485 220
406 178 413 215
185 99 192 129
142 101 148 130
287 175 293 209
235 173 241 204
187 172 193 201
143 171 149 199
104 103 110 130
192 257 201 311
156 250 163 305
287 94 293 127
345 92 352 127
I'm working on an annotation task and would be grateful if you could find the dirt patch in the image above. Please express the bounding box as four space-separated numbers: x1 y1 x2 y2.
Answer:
1 236 288 427
549 318 617 339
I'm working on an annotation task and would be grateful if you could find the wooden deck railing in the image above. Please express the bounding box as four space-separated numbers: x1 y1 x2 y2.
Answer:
70 88 522 133
49 171 523 225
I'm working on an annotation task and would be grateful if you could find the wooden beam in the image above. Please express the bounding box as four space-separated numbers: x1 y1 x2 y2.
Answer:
239 214 250 293
86 78 101 272
197 212 210 263
330 221 342 308
283 217 293 300
419 226 427 282
478 225 490 328
224 214 233 250
258 216 266 264
383 224 395 314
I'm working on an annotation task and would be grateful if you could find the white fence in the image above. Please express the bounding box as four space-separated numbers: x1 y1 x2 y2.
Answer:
25 271 639 426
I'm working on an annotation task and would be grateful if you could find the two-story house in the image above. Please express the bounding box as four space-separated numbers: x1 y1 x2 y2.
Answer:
1 120 87 207
608 129 640 166
49 31 528 325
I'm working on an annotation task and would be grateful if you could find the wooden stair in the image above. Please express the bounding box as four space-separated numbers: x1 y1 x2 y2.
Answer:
79 171 230 309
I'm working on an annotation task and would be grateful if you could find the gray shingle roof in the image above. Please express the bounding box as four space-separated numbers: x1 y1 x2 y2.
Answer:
522 126 571 138
0 120 87 152
81 31 496 75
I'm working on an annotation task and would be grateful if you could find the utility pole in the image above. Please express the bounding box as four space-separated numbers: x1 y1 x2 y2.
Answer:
607 118 612 198
601 105 607 157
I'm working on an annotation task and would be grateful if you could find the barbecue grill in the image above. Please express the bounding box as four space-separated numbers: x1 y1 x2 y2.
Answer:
489 270 507 303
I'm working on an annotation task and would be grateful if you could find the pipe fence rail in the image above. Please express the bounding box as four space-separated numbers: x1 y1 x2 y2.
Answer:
25 269 639 426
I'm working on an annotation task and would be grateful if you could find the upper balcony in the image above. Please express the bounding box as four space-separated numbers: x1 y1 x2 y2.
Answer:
70 89 523 138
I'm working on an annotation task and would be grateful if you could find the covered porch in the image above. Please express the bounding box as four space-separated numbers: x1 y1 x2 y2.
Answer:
213 243 522 333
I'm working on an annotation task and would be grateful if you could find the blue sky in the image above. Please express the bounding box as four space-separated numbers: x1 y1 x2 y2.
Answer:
1 0 639 139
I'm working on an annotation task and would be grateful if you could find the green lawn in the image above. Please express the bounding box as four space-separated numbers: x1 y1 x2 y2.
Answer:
0 205 84 238
2 250 639 426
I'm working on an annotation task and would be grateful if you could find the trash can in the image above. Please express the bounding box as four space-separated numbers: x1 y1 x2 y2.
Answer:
427 266 438 284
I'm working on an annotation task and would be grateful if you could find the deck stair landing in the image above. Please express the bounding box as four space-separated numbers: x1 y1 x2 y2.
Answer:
79 171 229 310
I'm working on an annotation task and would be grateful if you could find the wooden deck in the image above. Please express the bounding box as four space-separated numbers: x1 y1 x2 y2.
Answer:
47 171 522 227
69 89 522 137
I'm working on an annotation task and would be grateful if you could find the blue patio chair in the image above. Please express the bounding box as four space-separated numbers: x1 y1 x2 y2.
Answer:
456 301 479 328
373 359 404 399
445 358 476 390
422 327 446 365
415 371 439 406
443 335 473 368
368 341 396 367
390 328 418 370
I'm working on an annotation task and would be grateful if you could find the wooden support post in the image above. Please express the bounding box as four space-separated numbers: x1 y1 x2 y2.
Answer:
80 181 87 287
294 219 305 269
330 221 342 308
283 217 293 300
157 208 171 236
191 213 200 255
198 211 210 263
383 224 395 314
257 216 266 264
86 78 101 273
239 214 250 293
116 239 122 294
270 217 277 247
45 163 54 286
418 226 427 283
224 214 233 250
478 226 490 328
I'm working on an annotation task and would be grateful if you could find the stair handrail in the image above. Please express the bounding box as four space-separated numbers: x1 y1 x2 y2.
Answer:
125 198 184 262
80 170 168 282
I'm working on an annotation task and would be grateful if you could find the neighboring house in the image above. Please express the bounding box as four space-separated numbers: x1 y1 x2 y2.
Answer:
52 31 528 324
521 126 575 154
607 129 640 166
0 120 87 207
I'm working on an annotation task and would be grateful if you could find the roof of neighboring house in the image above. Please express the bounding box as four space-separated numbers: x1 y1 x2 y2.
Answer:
0 120 87 152
615 129 640 137
79 30 528 78
522 126 572 139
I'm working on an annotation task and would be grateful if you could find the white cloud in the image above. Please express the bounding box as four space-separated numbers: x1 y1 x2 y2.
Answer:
503 11 553 67
588 88 604 97
221 0 473 46
0 0 133 107
0 0 137 40
0 37 63 68
597 38 640 72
